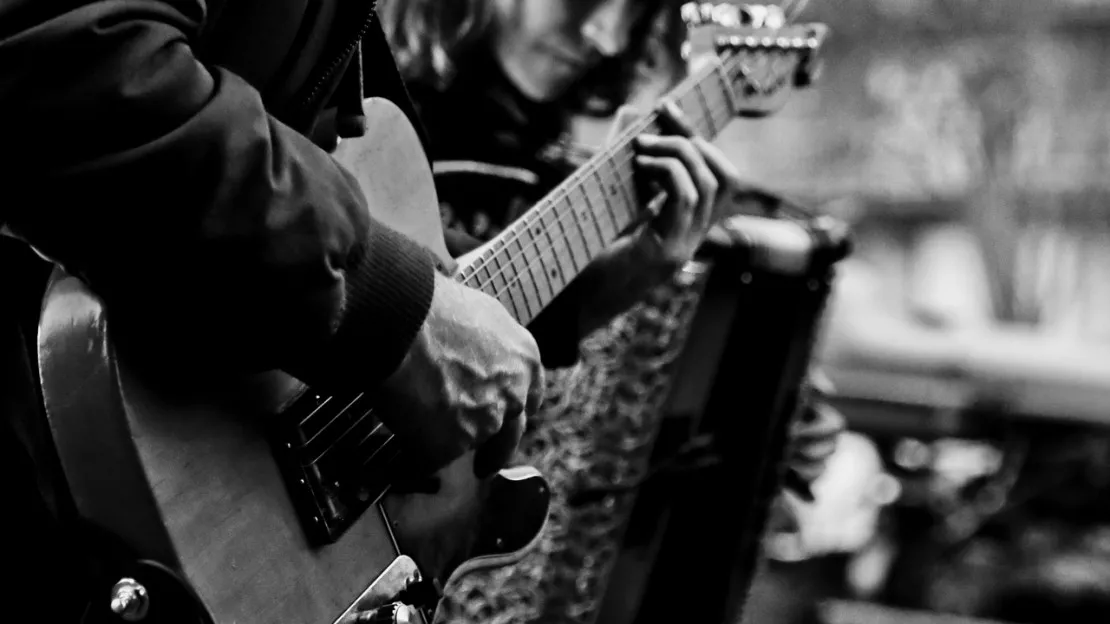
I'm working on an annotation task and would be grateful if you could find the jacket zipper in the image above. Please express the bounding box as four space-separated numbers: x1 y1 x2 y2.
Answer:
294 1 378 120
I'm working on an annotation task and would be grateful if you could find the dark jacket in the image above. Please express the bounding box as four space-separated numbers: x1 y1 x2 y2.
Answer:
0 0 435 618
0 0 436 388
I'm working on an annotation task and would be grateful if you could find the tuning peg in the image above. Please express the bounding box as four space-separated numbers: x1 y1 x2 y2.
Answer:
681 2 728 28
743 4 787 29
791 29 825 88
794 51 823 88
682 3 791 29
680 2 751 29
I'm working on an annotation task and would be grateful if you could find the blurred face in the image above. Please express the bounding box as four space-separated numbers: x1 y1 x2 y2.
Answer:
490 0 648 102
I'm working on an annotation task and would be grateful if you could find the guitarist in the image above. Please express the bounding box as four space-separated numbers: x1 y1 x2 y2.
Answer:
0 0 576 620
378 0 844 494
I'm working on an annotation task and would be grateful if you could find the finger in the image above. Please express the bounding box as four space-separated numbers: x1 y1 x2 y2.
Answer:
655 100 696 138
688 137 745 226
782 473 816 503
634 154 697 239
768 493 803 533
787 459 829 486
606 105 645 146
635 135 717 231
808 368 836 397
791 404 846 438
525 365 546 417
473 409 526 478
791 436 839 463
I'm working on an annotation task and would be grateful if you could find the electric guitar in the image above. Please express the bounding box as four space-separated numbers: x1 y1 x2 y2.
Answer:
36 9 828 624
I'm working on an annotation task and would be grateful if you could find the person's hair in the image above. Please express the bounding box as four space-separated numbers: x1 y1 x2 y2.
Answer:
376 0 685 116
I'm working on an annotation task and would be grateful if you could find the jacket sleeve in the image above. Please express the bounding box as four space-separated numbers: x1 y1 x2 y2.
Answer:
0 0 435 390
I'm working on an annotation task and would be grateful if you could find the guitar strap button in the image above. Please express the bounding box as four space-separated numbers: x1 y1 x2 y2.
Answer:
109 577 149 622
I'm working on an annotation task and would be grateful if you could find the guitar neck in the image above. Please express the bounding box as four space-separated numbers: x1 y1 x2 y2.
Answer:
455 29 820 325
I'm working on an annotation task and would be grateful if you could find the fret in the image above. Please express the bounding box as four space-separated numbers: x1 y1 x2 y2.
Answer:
592 165 622 238
477 262 494 297
496 262 523 321
550 198 585 276
588 169 620 240
697 61 730 136
675 89 696 133
693 81 716 137
714 59 739 121
458 263 476 287
704 69 730 137
509 234 539 320
520 216 555 309
538 208 568 293
505 279 527 322
491 246 508 292
605 149 637 229
577 175 614 244
678 89 705 137
567 192 603 265
496 238 526 321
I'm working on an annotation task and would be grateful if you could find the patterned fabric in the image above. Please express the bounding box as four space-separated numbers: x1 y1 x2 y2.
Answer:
436 265 710 624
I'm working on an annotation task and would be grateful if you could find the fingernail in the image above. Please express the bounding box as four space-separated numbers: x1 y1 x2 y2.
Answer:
635 135 656 146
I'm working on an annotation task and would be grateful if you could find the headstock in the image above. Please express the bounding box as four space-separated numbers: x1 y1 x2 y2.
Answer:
680 3 829 112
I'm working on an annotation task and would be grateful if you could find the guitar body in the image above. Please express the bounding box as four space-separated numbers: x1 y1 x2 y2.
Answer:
38 98 550 624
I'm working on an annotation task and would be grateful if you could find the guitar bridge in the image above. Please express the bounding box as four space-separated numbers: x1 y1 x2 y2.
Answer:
271 389 402 545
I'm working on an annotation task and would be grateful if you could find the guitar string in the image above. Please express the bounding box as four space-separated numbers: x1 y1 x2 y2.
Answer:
463 48 786 305
464 53 747 280
304 90 731 467
480 158 640 320
307 54 790 461
302 157 644 471
474 62 772 320
306 53 787 469
306 50 796 466
305 157 674 475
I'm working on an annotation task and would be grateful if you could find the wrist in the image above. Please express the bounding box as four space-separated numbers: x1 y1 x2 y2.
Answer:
629 226 684 279
383 274 451 390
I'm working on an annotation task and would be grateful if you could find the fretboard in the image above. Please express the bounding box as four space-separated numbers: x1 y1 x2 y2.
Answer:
455 33 812 325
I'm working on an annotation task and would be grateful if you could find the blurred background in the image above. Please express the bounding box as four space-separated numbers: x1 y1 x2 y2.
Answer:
671 2 1110 623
